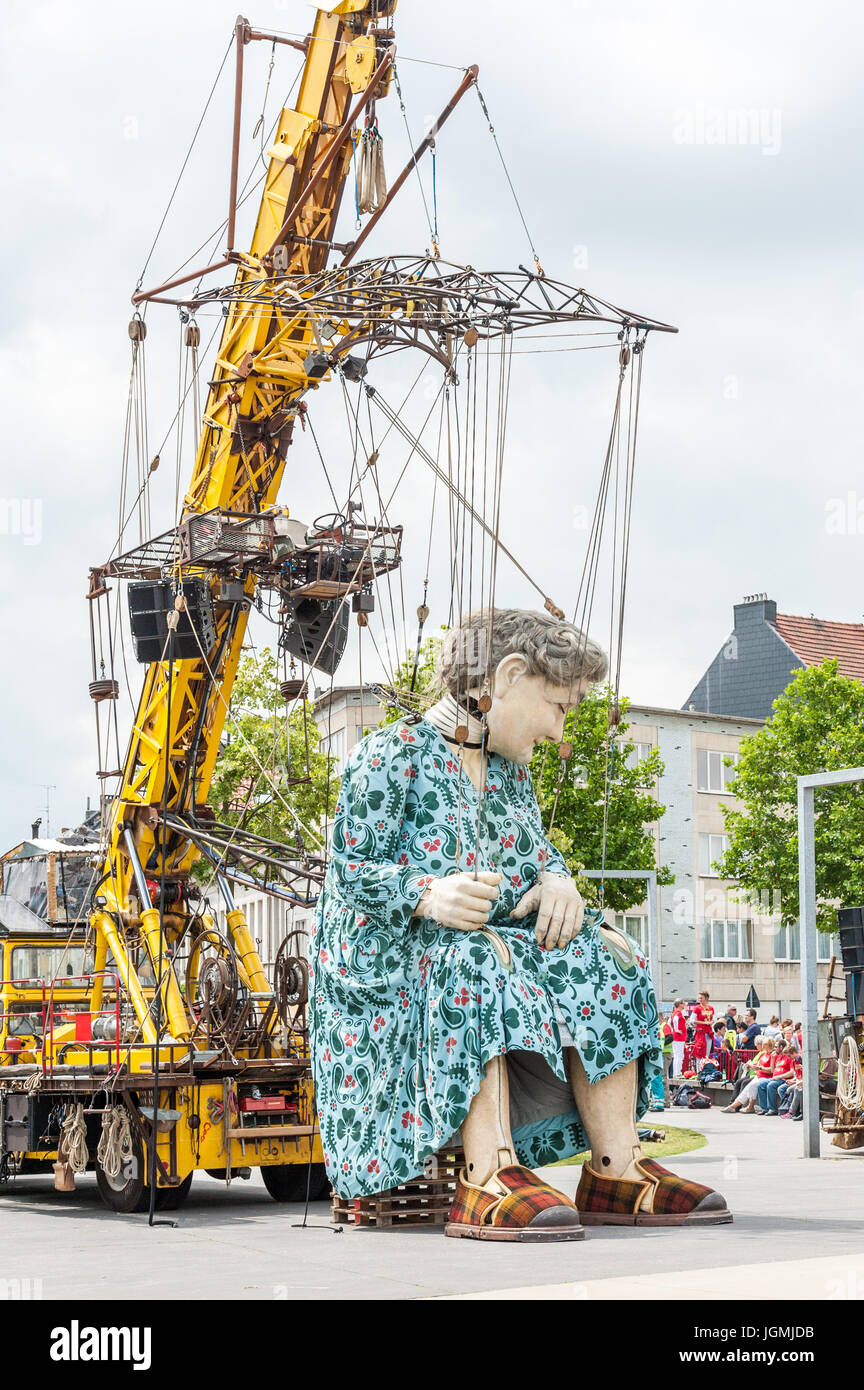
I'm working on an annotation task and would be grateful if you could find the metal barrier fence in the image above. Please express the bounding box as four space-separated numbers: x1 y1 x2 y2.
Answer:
682 1045 756 1080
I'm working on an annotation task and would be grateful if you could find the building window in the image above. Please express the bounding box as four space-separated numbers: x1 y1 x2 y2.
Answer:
697 749 739 795
698 832 730 876
320 727 346 770
774 926 836 963
622 742 652 771
700 918 753 961
614 912 648 954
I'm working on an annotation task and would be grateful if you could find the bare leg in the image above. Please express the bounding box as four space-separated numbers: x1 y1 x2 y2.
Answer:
568 1050 644 1184
461 1055 516 1186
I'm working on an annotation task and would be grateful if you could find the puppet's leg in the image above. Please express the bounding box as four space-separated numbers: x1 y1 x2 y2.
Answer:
447 1055 583 1240
461 1055 516 1186
567 1051 731 1225
567 1050 644 1183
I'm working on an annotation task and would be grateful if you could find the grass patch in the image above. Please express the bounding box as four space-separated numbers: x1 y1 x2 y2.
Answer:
552 1126 708 1167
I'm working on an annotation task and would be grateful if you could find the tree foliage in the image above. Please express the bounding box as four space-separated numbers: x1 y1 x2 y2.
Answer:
717 659 864 930
530 692 673 912
205 648 338 853
379 632 670 913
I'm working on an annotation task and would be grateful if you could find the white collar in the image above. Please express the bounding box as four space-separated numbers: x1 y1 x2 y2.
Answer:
422 693 485 749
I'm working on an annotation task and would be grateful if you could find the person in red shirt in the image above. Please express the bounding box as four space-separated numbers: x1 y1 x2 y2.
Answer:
670 998 688 1078
690 990 715 1061
723 1037 776 1113
758 1044 798 1114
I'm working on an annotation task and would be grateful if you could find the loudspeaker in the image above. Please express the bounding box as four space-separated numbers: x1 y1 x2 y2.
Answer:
837 907 864 974
279 596 349 675
128 579 216 663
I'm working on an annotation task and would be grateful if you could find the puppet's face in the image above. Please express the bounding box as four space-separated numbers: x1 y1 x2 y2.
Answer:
484 661 590 763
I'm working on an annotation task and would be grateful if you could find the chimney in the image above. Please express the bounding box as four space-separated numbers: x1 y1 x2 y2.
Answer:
733 593 777 628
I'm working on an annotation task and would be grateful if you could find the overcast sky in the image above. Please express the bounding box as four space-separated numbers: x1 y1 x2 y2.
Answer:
1 0 862 846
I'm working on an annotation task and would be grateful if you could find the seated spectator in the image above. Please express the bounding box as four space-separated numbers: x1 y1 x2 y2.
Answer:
736 1008 760 1049
711 1020 727 1056
723 1037 775 1112
757 1043 797 1115
778 1050 803 1120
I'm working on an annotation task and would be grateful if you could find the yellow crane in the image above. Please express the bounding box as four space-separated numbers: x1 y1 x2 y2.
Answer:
0 0 426 1212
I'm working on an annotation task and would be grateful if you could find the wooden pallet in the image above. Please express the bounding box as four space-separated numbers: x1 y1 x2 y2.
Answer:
331 1148 464 1228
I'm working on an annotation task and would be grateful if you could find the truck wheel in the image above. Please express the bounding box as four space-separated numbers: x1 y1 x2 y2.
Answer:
261 1162 329 1202
95 1136 148 1213
96 1136 193 1213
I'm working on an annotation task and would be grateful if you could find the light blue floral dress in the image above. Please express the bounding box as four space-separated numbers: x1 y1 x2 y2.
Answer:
309 718 662 1198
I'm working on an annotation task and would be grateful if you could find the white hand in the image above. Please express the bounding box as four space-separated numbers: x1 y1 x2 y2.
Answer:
509 872 585 949
415 871 502 931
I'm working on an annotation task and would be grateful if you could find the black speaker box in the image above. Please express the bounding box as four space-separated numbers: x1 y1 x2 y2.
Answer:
128 579 217 663
279 596 349 675
837 907 864 974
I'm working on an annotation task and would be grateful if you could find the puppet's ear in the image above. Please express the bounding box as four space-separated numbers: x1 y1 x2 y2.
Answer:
491 652 530 696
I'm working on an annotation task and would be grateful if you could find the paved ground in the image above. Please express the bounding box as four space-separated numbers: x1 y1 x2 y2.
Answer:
2 1108 864 1300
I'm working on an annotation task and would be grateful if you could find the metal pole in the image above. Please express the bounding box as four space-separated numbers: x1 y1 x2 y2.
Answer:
798 778 820 1156
582 868 659 997
227 16 250 253
796 766 864 1158
342 65 480 266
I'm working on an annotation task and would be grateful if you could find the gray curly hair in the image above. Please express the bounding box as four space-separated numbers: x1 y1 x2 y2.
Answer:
435 608 608 697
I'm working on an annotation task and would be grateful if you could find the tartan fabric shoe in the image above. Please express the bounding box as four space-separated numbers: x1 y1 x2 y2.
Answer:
445 1164 584 1242
576 1156 732 1227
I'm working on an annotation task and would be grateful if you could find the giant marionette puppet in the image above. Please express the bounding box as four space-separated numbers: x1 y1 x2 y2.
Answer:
309 607 730 1239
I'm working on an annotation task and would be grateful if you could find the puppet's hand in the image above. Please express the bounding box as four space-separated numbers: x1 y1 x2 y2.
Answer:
415 872 502 931
510 872 584 949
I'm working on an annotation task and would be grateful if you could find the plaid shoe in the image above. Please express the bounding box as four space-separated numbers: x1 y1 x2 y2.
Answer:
445 1164 584 1242
576 1156 731 1226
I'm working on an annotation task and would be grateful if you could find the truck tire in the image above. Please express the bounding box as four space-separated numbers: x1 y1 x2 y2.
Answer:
96 1134 193 1213
261 1162 329 1202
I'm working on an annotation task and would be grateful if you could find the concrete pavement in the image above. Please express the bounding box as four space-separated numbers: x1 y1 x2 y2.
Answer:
1 1107 863 1300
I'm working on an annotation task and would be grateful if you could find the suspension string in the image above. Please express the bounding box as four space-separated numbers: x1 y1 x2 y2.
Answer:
135 31 235 294
475 85 544 277
392 64 437 250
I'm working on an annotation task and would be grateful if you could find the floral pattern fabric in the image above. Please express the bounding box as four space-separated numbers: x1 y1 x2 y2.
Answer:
309 718 662 1199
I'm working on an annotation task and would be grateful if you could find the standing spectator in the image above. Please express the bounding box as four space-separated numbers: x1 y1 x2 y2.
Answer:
670 998 688 1078
691 990 715 1061
763 1014 782 1040
724 1004 739 1030
737 1009 761 1049
659 1011 674 1100
794 1021 803 1048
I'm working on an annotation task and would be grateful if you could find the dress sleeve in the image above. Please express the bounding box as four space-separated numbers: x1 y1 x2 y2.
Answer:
510 761 570 876
328 723 433 929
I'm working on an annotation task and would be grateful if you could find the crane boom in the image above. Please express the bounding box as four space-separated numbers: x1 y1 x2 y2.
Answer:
91 2 399 1043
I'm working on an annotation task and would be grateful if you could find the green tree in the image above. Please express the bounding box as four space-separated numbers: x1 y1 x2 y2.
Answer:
377 630 445 725
717 659 864 931
379 632 669 913
205 647 338 853
531 691 673 912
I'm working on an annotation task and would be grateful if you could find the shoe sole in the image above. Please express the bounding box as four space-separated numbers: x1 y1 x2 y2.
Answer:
444 1222 585 1242
580 1210 733 1227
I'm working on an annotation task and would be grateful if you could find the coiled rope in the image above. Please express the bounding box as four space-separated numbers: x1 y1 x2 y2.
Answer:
59 1104 89 1175
96 1106 133 1181
837 1034 864 1111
